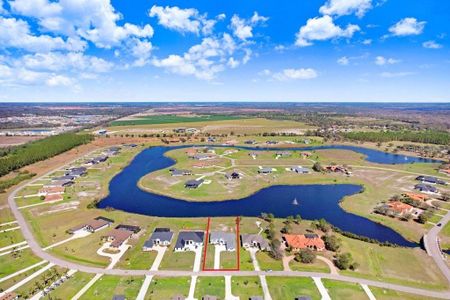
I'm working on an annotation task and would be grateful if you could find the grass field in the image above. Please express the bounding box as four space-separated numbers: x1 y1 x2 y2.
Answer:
266 277 320 299
47 271 96 299
81 275 144 300
111 114 246 126
231 276 263 298
322 279 368 300
194 276 225 299
0 229 24 248
289 257 331 273
370 286 443 300
0 248 42 278
145 276 191 300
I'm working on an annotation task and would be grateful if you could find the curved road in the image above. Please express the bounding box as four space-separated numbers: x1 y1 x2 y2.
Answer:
5 150 450 299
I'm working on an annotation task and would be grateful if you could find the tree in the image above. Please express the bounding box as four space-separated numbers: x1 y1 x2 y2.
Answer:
281 223 292 234
294 214 302 224
322 235 341 252
313 219 332 233
269 239 283 260
441 192 450 202
312 162 323 172
335 252 353 270
295 248 316 264
285 215 294 224
418 210 433 224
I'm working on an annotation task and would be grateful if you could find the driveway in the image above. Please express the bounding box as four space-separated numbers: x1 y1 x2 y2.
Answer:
248 248 272 300
136 245 167 300
214 244 226 269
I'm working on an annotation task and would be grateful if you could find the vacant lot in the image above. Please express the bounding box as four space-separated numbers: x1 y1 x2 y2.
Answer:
111 114 246 126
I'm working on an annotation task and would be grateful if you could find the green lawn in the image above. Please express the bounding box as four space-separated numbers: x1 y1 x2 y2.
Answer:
111 115 246 126
339 236 449 290
194 276 225 299
231 276 263 299
80 275 144 300
240 249 255 271
322 279 368 300
266 277 320 300
47 271 95 299
289 257 330 273
0 248 41 277
256 251 283 271
159 250 196 270
0 229 24 248
370 286 443 300
115 235 157 270
145 276 191 300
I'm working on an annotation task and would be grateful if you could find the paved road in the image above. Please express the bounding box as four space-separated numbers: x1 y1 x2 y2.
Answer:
424 210 450 283
5 150 450 299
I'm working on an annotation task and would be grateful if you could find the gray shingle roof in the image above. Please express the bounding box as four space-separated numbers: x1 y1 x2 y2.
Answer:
144 230 174 248
175 231 204 249
209 231 236 250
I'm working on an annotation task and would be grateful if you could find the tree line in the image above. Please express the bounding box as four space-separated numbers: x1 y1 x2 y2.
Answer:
0 133 93 177
343 130 450 145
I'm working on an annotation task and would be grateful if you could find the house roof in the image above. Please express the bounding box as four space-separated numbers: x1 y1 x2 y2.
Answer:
210 231 236 249
105 228 133 247
45 179 73 187
185 179 204 187
414 183 438 193
175 231 204 248
403 192 429 202
115 224 141 233
283 234 325 250
52 175 76 181
241 234 269 249
258 167 272 173
86 219 110 230
386 201 413 214
39 186 65 194
291 166 310 173
144 230 174 248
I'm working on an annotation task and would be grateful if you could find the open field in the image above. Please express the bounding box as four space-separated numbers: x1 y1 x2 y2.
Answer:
110 114 247 126
47 271 96 299
231 276 264 299
0 136 43 147
80 275 144 300
322 279 368 300
266 277 320 299
145 276 191 299
0 248 42 278
194 276 225 299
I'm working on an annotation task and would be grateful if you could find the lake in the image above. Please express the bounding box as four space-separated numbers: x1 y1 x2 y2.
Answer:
98 145 437 247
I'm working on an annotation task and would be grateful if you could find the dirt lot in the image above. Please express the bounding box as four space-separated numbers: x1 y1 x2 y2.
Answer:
0 136 43 147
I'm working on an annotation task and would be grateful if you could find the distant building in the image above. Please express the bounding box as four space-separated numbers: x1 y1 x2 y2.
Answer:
225 171 241 180
170 169 192 176
185 179 204 189
402 192 429 202
68 217 113 234
258 167 273 174
209 231 236 251
383 201 414 216
143 228 174 250
290 166 310 174
44 193 63 202
416 176 446 185
414 183 438 194
65 167 87 177
52 175 76 181
283 234 325 251
244 140 256 144
44 179 73 188
276 151 292 158
103 228 134 248
38 186 65 196
241 234 270 251
174 231 204 251
115 224 141 234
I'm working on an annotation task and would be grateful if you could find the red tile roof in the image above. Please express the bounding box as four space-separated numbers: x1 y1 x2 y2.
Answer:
387 201 413 214
283 234 325 251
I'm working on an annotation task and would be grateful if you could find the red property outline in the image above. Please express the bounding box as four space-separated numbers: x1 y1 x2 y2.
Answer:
202 217 240 271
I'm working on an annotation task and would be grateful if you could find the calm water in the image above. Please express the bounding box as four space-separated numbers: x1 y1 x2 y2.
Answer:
98 145 438 247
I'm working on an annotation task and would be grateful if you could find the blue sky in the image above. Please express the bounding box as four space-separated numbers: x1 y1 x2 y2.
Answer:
0 0 449 102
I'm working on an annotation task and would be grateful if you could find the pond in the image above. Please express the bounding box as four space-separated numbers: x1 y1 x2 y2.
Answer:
98 145 437 247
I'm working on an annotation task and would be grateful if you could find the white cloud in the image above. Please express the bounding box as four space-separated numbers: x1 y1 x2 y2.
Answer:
149 5 218 35
9 0 154 48
295 15 360 47
388 18 425 36
422 40 443 49
319 0 372 18
0 16 86 52
230 12 268 41
273 68 318 81
362 39 372 45
46 74 74 87
19 52 113 73
152 34 245 80
337 56 349 65
128 39 153 67
375 56 400 65
380 71 414 78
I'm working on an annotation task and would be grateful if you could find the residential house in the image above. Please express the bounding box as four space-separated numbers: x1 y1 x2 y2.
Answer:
170 169 192 176
103 228 134 248
266 141 278 145
209 231 236 251
44 179 73 188
244 140 256 145
290 166 310 174
202 296 217 300
68 217 113 234
174 231 204 251
185 148 198 157
258 167 273 174
416 176 446 185
171 295 186 300
283 234 325 251
143 228 174 250
186 128 198 134
173 128 186 133
326 165 351 175
85 155 108 165
402 192 429 202
249 152 258 159
115 224 141 234
185 179 204 189
192 153 215 160
301 152 312 158
276 151 292 158
414 183 438 194
384 201 414 216
65 167 87 177
225 171 241 180
241 234 270 251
